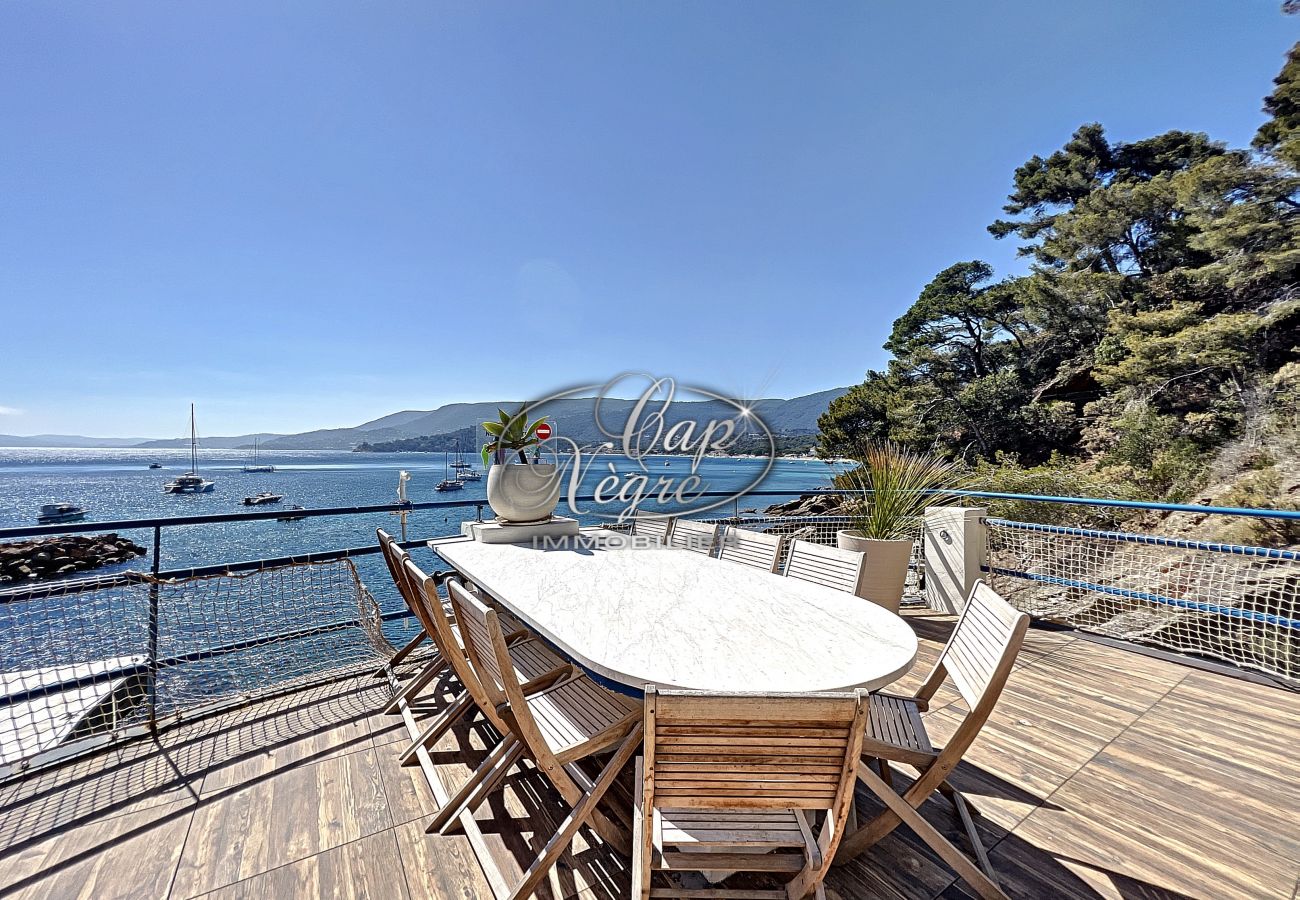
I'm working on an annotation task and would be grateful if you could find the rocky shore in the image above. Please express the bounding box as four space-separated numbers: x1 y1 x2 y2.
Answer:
763 493 846 517
0 534 147 583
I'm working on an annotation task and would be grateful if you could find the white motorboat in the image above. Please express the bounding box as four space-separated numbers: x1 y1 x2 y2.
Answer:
242 492 283 506
36 502 87 525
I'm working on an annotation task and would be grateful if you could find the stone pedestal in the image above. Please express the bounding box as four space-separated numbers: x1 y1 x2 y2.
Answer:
461 516 580 545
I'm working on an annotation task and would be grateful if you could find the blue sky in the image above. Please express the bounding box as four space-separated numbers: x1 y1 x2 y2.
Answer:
0 2 1294 438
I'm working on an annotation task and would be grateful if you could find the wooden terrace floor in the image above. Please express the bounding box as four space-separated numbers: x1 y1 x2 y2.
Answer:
1 610 1297 900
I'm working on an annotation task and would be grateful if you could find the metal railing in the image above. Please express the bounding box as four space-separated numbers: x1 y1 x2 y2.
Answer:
3 486 1297 779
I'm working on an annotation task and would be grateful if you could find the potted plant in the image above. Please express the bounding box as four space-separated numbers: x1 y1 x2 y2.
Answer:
835 442 964 612
481 408 561 524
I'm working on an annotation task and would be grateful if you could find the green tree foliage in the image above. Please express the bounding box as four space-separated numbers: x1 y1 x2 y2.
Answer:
820 47 1300 501
1255 43 1300 169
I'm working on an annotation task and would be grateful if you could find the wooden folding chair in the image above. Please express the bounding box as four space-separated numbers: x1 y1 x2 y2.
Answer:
436 579 642 900
373 528 432 678
666 519 720 556
836 580 1030 900
783 539 865 594
376 529 456 715
397 562 569 770
633 687 868 900
632 511 675 545
716 525 784 573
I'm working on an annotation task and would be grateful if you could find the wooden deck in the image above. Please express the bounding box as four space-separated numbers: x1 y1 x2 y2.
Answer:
1 611 1297 900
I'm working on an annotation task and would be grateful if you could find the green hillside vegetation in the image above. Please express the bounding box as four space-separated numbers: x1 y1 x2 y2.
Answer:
819 44 1300 517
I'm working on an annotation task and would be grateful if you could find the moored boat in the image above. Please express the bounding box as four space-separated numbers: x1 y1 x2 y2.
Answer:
436 450 464 491
164 473 215 494
36 503 87 525
165 404 216 494
242 492 283 506
242 438 275 473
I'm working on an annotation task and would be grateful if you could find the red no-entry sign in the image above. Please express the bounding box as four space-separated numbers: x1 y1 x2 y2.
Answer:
535 422 552 440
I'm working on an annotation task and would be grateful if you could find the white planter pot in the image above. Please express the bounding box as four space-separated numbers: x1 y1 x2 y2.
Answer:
486 463 561 524
836 530 914 613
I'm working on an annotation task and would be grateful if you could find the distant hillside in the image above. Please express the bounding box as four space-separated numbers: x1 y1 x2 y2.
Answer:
11 387 850 451
0 434 148 448
349 390 850 454
134 432 284 450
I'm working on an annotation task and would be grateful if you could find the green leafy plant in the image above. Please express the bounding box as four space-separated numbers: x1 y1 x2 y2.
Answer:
833 442 967 540
481 408 548 466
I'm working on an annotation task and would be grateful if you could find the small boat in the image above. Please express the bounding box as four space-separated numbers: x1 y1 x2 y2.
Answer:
148 463 163 469
242 492 283 506
37 502 87 525
456 468 482 482
165 404 216 494
276 504 307 522
242 438 275 473
436 450 465 491
165 474 215 494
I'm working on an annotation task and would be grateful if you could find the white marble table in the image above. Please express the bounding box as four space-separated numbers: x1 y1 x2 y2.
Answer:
433 530 919 696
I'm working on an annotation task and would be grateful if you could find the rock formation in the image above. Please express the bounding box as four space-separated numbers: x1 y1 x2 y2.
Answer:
0 534 147 583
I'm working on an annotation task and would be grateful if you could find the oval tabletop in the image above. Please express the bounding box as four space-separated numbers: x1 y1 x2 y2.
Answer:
433 530 919 695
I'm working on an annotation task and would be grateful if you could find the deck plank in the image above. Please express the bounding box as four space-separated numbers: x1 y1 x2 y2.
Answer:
194 829 411 900
2 615 1298 900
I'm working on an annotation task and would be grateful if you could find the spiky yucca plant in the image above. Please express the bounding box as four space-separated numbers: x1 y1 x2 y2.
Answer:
481 408 548 466
835 442 966 540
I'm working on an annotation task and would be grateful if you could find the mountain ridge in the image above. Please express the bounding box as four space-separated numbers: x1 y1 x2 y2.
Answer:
4 388 849 450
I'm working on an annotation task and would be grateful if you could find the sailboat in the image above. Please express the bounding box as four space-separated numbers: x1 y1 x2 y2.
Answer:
242 438 275 473
164 404 216 494
435 449 464 492
453 441 482 481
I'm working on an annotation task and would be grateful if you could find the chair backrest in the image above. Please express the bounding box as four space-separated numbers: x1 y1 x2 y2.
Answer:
931 580 1030 711
784 540 864 594
632 511 674 545
643 688 867 812
380 529 437 636
667 519 719 556
717 526 783 573
446 577 512 709
416 568 517 733
377 528 416 606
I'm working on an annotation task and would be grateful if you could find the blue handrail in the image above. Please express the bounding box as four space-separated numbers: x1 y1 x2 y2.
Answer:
4 486 1299 542
986 565 1300 631
986 518 1300 561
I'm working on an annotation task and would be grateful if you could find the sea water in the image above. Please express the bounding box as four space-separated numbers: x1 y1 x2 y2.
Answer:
0 448 848 714
0 447 846 580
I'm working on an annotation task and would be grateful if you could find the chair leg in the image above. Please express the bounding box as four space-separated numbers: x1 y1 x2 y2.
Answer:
950 789 998 883
374 632 426 678
399 691 473 766
426 736 521 834
632 758 653 900
876 757 894 788
382 655 447 715
507 725 642 900
854 762 1006 900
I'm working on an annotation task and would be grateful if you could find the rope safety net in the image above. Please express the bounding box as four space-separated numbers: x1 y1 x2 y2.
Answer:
986 519 1300 685
0 558 393 775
